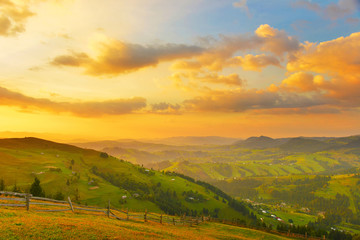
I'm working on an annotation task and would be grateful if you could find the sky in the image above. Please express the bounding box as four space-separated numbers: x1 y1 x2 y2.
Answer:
0 0 360 140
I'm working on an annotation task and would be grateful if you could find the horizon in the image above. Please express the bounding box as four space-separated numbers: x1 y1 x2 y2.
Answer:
0 131 359 143
1 0 360 140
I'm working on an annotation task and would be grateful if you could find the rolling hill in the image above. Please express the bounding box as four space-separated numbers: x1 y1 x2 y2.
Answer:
0 137 255 222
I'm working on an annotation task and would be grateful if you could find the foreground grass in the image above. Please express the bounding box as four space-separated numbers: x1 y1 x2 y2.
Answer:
0 209 292 240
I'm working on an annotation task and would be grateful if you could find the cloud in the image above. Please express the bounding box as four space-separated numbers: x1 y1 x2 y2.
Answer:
175 27 360 114
51 52 89 67
197 73 245 86
171 72 245 87
346 17 360 24
251 106 342 115
52 24 298 77
233 0 247 9
287 32 360 77
279 72 323 92
150 102 181 114
51 37 203 76
229 54 282 71
172 24 299 73
183 89 326 112
0 0 35 36
233 0 251 17
275 31 360 106
254 24 301 56
0 86 147 117
293 0 360 21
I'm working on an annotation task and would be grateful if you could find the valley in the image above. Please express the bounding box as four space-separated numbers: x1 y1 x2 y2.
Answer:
75 135 360 236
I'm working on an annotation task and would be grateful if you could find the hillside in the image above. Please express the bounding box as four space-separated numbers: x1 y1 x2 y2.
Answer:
0 137 254 222
0 208 292 240
141 136 241 146
72 135 360 237
234 136 286 149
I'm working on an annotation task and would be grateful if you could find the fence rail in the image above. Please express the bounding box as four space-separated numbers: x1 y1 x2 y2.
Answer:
0 191 326 239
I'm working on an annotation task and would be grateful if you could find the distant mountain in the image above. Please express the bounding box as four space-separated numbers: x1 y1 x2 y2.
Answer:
325 135 360 146
345 137 360 148
102 147 159 164
279 137 330 152
73 140 183 152
141 136 241 146
233 136 287 149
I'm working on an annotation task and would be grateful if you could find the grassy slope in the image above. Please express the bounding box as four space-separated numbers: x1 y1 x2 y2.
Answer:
0 208 292 240
163 150 360 180
0 138 244 219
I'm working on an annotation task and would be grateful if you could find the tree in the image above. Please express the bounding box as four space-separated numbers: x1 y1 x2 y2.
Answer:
12 182 19 192
0 179 4 191
54 191 65 200
30 177 45 197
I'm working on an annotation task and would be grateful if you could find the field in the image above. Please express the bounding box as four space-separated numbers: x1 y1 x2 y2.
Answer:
0 208 292 240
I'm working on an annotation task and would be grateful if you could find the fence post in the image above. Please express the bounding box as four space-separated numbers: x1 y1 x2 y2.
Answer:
107 200 110 218
160 214 163 224
126 208 129 221
68 196 74 213
144 209 147 223
202 215 204 222
305 232 307 239
25 194 30 211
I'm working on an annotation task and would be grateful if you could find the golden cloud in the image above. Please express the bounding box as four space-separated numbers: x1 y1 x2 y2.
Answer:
255 24 301 56
171 72 245 87
0 86 147 117
0 0 34 36
183 89 325 112
51 37 203 76
150 102 181 114
172 24 299 74
285 31 360 105
280 72 323 92
230 54 281 71
288 32 360 77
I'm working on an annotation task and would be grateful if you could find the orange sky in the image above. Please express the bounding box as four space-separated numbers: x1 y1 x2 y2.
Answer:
0 0 359 140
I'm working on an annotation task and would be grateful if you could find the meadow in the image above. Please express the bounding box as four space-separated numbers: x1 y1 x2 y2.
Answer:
0 208 292 240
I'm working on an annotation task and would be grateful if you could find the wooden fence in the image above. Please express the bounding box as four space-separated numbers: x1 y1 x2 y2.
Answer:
0 191 204 226
0 191 327 239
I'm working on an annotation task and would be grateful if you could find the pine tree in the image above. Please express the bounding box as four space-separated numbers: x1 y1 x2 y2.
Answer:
30 177 45 197
0 179 4 191
12 182 19 192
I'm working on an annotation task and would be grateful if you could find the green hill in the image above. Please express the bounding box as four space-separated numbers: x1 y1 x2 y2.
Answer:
234 136 286 149
278 138 331 152
0 137 254 222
